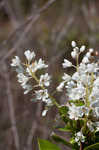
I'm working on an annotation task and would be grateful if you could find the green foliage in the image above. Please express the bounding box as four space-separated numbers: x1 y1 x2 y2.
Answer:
84 143 99 150
51 133 72 148
38 139 61 150
69 100 84 106
59 105 69 123
95 132 99 143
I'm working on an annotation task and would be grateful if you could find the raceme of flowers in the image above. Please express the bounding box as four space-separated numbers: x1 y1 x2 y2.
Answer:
11 50 52 116
57 41 99 145
11 42 99 147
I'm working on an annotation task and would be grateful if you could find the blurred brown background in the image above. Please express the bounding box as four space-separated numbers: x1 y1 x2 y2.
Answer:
0 0 99 150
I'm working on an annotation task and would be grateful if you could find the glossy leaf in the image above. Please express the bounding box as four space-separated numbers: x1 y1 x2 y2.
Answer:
38 139 61 150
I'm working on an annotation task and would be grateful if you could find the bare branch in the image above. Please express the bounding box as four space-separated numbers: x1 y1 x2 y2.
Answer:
0 0 57 64
24 102 42 150
2 63 20 150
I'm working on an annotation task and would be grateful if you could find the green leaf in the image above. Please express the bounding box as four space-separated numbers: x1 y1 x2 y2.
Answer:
59 106 68 115
38 139 61 150
51 133 72 148
84 143 99 150
69 100 84 106
59 106 69 123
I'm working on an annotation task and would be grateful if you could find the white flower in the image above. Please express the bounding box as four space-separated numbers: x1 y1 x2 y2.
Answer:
24 50 35 62
68 83 85 100
56 81 65 92
89 48 94 53
17 73 29 86
95 107 99 117
26 61 38 75
22 84 32 94
42 109 48 116
62 59 72 68
94 77 99 87
86 52 91 58
39 73 51 87
62 73 71 82
71 51 77 59
80 45 86 52
35 89 49 102
82 56 89 63
37 58 48 69
44 98 52 106
68 104 84 120
71 41 76 47
87 121 94 132
79 63 87 74
73 47 79 53
11 56 21 67
72 72 80 81
65 80 75 89
86 63 95 73
75 131 85 145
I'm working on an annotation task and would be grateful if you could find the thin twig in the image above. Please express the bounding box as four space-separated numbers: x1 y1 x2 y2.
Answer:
3 63 20 150
0 0 57 64
24 102 42 150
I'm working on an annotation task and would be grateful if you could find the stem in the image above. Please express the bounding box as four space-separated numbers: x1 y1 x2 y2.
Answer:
28 65 59 108
80 142 83 150
76 54 79 72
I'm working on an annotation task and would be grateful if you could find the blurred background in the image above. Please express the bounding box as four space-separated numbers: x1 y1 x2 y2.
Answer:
0 0 99 150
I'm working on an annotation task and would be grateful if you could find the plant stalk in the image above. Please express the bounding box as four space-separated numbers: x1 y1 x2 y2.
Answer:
80 142 83 150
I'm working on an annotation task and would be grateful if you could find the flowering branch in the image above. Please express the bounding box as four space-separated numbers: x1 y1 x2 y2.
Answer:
11 41 99 150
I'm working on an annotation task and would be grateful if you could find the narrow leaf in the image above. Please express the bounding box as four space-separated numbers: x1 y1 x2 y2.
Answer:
51 133 72 148
84 143 99 150
38 139 61 150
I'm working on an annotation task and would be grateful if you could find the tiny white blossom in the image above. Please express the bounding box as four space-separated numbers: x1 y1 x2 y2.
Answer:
22 84 32 94
86 52 91 58
56 81 65 92
35 89 49 102
68 83 85 100
71 41 76 47
17 73 29 86
82 56 89 63
80 45 86 52
11 56 21 67
87 121 94 132
73 47 79 53
72 72 80 81
39 73 51 87
71 51 77 59
37 58 48 69
86 63 95 73
68 104 84 120
89 48 94 53
75 131 85 145
62 73 71 82
42 109 48 116
95 107 99 117
62 59 72 68
94 77 99 87
65 80 75 89
24 50 35 62
26 61 38 75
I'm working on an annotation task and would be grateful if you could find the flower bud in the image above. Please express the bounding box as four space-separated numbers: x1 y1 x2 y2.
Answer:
80 45 86 52
71 41 76 47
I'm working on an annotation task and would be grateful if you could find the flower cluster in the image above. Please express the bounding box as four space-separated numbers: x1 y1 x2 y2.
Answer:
11 50 52 116
57 41 99 145
11 42 99 148
75 131 85 146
